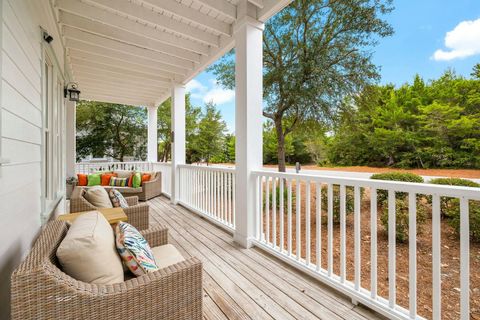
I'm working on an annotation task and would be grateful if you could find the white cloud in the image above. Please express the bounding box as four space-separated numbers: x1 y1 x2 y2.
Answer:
203 87 235 105
186 79 207 92
186 79 235 105
432 18 480 61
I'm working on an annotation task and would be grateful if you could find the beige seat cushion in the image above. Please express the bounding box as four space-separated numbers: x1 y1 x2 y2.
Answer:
114 170 134 179
151 244 185 269
56 211 124 284
84 186 113 208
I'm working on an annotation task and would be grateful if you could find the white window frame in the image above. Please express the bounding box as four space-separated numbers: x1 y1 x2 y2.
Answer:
41 31 65 222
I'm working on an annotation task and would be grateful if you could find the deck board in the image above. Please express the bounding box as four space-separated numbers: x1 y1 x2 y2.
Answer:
149 197 383 320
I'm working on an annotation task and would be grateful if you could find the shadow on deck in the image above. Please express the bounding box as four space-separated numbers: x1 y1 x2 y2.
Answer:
148 196 384 320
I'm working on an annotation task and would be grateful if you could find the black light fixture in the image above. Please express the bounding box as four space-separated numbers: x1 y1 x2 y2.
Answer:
64 82 81 102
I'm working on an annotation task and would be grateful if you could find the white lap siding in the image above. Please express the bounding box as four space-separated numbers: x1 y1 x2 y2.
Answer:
0 0 66 318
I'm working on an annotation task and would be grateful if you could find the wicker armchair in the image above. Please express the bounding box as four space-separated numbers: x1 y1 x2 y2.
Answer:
11 221 203 320
138 172 162 201
70 187 149 230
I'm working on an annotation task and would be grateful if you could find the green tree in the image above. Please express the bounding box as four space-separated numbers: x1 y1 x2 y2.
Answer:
329 66 480 169
156 94 202 163
192 102 227 165
76 101 147 162
209 0 393 171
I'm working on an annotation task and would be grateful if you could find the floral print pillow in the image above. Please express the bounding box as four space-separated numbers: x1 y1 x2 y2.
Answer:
115 222 158 276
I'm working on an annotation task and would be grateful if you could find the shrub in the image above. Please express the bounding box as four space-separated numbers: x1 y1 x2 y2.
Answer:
379 198 427 242
448 201 480 242
321 185 363 224
429 178 480 241
263 179 295 210
371 172 424 203
371 172 426 242
429 178 480 219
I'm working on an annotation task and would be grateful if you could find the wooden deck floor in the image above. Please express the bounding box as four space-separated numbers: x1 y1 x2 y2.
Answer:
149 196 383 320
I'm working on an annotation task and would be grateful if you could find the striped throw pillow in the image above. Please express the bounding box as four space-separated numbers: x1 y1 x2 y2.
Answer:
109 177 128 187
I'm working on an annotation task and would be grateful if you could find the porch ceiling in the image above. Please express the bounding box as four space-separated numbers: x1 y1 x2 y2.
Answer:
53 0 292 107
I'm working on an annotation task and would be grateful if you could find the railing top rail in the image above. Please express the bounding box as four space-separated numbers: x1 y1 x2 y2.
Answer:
178 164 235 173
253 170 480 199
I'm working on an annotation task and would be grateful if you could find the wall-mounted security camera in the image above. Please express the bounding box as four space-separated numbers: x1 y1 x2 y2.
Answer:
43 31 53 44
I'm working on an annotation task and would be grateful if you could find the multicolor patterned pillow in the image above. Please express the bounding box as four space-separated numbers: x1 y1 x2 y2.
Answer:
109 189 129 208
110 177 128 187
115 222 158 276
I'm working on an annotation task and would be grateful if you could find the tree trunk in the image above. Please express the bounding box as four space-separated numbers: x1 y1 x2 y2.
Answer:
274 118 287 172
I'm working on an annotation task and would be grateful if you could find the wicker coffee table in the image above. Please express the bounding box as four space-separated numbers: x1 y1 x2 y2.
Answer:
57 207 128 225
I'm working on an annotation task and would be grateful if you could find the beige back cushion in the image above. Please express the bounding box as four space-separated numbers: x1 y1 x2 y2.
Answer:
56 211 124 284
114 170 133 179
151 244 185 269
84 186 113 208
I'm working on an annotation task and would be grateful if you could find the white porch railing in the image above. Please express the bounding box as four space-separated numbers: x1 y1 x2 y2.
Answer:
151 162 172 197
252 170 480 320
75 161 154 174
177 164 235 232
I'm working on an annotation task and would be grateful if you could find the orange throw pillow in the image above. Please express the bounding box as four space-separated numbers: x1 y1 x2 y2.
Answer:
101 173 117 186
141 174 151 186
77 174 88 186
128 174 133 187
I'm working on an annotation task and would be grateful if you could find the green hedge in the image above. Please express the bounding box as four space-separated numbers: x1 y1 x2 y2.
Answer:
320 185 361 224
370 172 426 242
429 177 480 241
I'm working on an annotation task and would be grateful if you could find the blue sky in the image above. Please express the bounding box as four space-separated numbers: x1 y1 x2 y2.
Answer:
187 0 480 132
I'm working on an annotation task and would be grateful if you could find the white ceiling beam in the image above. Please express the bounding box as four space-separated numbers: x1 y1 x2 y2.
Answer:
193 0 237 20
82 88 160 101
141 0 231 36
67 39 188 75
75 78 167 95
73 70 171 89
258 0 292 22
84 0 219 47
68 48 178 79
82 94 156 107
63 27 195 70
70 58 173 83
60 11 201 63
81 86 162 101
71 65 171 87
57 1 210 54
248 0 264 9
75 76 167 92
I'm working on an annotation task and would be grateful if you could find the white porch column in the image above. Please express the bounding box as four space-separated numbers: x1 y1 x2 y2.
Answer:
170 85 186 204
65 100 76 178
233 9 264 248
147 106 158 162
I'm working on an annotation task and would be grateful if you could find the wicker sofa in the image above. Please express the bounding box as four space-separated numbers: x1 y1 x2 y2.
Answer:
11 221 203 320
78 170 162 201
70 187 150 230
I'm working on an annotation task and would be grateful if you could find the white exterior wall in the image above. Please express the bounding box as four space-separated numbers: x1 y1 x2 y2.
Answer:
0 0 68 318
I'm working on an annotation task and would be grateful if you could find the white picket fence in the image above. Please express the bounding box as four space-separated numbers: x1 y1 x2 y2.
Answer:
177 164 235 232
252 170 480 320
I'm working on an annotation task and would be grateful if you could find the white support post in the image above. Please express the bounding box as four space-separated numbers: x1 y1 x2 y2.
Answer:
233 4 264 248
147 106 158 162
65 100 76 178
170 85 185 204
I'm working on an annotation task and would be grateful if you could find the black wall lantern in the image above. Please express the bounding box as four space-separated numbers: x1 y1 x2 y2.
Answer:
64 82 81 102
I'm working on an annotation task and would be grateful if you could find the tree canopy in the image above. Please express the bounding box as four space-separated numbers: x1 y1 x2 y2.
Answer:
209 0 394 171
76 101 147 162
328 70 480 168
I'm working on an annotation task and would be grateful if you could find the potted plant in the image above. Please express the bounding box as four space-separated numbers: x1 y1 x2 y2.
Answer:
66 176 78 199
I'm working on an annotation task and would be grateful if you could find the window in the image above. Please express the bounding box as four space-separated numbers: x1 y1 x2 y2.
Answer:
42 47 65 216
